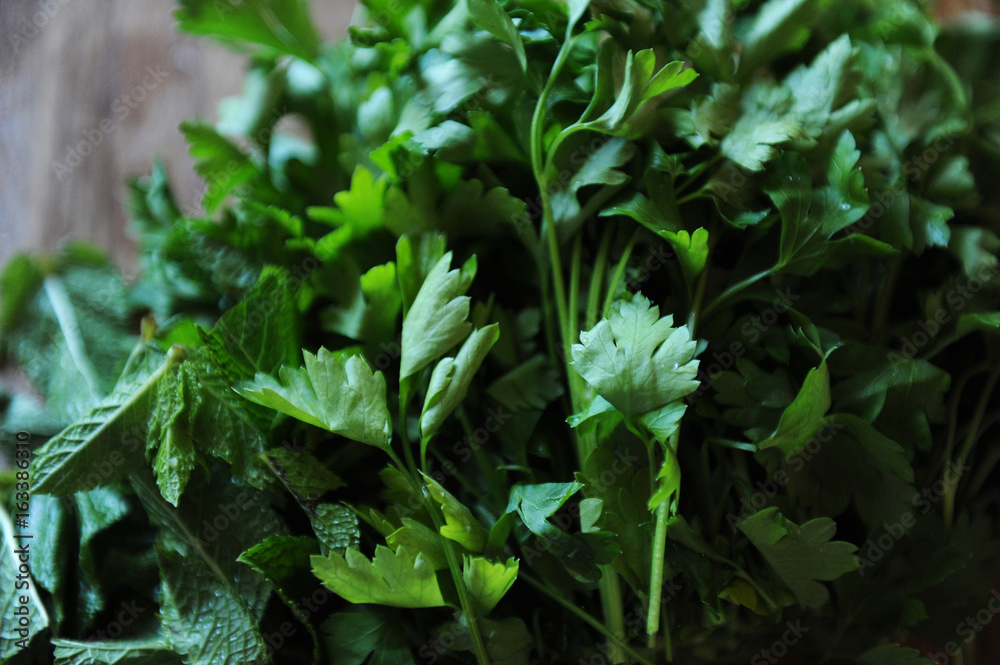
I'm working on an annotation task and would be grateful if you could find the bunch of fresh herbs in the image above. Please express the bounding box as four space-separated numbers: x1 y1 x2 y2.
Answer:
3 0 1000 663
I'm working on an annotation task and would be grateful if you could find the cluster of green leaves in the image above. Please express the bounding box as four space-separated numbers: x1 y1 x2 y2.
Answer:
3 0 1000 663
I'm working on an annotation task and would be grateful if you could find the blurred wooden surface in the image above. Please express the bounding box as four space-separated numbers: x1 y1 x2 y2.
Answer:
0 0 356 274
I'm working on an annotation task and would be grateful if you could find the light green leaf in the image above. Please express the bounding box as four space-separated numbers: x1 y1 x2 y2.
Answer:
756 361 830 458
648 448 681 511
401 252 476 379
395 233 448 314
386 519 447 570
468 0 527 71
570 293 700 416
663 228 710 288
174 0 320 61
311 545 448 609
738 507 857 608
638 402 688 442
423 474 488 553
738 0 818 77
462 556 519 614
421 324 500 440
239 348 392 449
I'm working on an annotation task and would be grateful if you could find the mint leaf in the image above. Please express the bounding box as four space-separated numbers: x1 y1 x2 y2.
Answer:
33 345 179 495
179 121 260 213
51 638 181 665
1 505 49 658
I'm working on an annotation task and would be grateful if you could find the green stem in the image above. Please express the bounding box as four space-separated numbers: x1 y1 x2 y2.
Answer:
398 389 490 665
943 364 1000 531
601 233 639 318
871 260 899 344
520 573 655 665
700 266 776 320
674 153 722 197
645 429 680 653
587 224 615 331
530 31 630 663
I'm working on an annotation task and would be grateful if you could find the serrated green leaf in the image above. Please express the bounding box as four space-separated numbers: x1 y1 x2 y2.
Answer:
570 293 700 416
33 345 179 496
179 121 260 213
174 0 320 60
400 251 476 379
756 361 830 458
468 0 527 72
462 556 519 614
421 324 500 441
239 348 392 449
238 535 323 663
312 545 448 609
422 474 488 552
309 503 361 557
738 507 857 608
264 447 344 501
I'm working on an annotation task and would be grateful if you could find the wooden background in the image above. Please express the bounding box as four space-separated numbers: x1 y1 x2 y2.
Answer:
0 0 357 275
